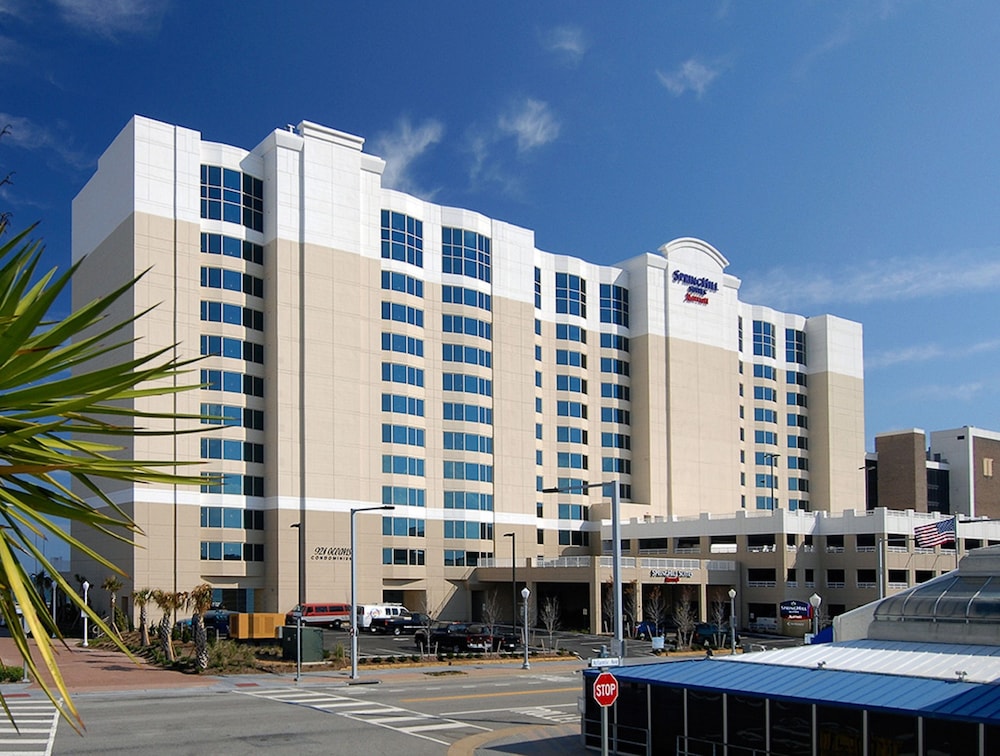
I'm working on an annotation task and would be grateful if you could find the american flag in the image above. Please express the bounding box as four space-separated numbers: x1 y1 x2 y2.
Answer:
914 517 956 547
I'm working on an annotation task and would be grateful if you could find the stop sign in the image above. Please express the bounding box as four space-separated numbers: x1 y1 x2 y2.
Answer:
593 671 619 707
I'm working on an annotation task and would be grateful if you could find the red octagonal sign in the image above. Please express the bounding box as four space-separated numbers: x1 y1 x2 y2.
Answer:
593 671 619 708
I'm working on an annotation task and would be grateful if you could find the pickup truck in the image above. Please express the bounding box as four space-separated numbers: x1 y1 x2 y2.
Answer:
370 612 433 635
414 622 517 652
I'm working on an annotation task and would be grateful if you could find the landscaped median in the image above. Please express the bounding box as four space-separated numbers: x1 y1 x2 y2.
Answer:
84 630 578 676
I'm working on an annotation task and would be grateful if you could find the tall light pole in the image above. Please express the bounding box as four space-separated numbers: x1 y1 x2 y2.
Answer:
764 452 781 509
809 592 822 639
542 480 623 659
351 505 394 680
81 580 90 648
728 588 737 654
520 586 531 669
290 522 302 682
503 532 516 633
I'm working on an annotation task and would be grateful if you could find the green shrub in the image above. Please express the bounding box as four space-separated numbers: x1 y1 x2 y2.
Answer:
207 640 257 673
0 664 24 683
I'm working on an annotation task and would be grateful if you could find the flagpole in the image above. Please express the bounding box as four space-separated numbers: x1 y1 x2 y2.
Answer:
954 516 960 570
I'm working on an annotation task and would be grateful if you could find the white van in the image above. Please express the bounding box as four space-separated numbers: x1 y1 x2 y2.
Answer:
356 603 409 629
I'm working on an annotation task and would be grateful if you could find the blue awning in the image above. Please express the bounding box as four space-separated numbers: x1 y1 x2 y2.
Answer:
586 659 1000 725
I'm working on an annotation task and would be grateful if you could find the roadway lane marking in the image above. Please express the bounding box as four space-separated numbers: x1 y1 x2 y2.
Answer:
238 687 492 747
400 686 574 703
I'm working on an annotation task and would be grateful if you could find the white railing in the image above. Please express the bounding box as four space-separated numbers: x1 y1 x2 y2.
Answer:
786 581 798 588
674 547 701 555
856 582 877 589
599 556 636 569
535 556 593 568
826 581 845 589
747 580 777 588
888 582 909 590
826 546 845 553
641 558 702 570
856 547 876 553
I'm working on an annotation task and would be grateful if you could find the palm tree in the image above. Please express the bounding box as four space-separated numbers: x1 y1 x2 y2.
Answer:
151 590 187 664
189 583 213 671
101 576 123 636
132 589 153 647
0 217 204 730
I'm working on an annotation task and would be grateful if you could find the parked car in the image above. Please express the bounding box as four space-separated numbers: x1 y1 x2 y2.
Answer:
695 622 739 647
414 622 516 652
370 612 434 635
178 608 235 637
284 602 351 629
635 619 677 640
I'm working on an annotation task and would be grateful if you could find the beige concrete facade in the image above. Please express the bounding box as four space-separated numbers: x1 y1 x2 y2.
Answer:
71 116 867 632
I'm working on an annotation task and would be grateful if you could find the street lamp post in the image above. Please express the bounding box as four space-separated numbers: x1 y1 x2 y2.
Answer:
810 592 822 639
764 452 781 509
351 505 394 680
81 580 90 648
504 532 516 635
542 480 623 659
728 588 737 654
520 587 531 669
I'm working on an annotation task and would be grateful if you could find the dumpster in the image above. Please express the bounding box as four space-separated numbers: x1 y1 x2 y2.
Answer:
281 625 324 662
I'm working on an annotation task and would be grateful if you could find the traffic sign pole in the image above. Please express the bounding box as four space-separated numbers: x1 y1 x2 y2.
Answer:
593 670 619 756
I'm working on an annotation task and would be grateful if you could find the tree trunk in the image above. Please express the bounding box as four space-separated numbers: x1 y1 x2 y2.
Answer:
159 615 174 662
194 614 208 670
139 605 150 647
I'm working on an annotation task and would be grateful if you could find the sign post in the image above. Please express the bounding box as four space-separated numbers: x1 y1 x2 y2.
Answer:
593 670 619 756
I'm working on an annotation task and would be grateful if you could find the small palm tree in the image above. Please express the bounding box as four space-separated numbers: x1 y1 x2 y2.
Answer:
151 590 187 663
132 589 152 647
102 576 123 636
189 583 213 671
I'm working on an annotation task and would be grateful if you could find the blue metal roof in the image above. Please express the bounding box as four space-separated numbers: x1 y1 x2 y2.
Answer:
585 659 1000 725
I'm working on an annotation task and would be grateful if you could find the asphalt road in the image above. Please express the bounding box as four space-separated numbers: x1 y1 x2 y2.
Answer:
42 663 586 756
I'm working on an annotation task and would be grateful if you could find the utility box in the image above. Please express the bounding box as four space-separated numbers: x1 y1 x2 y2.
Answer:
230 613 284 640
281 626 324 662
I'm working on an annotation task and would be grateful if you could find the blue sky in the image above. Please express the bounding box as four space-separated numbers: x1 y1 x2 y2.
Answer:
2 0 999 451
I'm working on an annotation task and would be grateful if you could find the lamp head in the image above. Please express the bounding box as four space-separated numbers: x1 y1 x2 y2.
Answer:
809 592 822 609
521 587 530 599
728 588 737 599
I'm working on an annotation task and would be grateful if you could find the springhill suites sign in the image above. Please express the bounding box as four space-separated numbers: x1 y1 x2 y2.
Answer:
672 270 718 305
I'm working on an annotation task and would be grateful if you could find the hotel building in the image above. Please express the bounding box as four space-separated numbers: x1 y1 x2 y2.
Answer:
70 115 867 631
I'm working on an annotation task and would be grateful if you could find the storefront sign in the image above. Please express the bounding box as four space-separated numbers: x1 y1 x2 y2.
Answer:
780 600 811 620
650 568 694 582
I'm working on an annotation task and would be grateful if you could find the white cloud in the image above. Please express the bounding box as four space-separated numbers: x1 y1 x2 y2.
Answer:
867 339 1000 371
498 98 560 153
656 58 723 98
0 112 90 170
740 251 1000 310
908 381 989 403
371 117 444 195
793 1 903 79
544 25 586 66
52 0 165 37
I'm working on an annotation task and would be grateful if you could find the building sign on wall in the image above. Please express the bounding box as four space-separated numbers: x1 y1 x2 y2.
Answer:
650 568 694 582
312 546 352 561
672 270 718 305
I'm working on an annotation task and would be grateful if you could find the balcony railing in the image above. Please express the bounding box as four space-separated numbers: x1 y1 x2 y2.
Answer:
747 580 777 588
826 581 845 589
